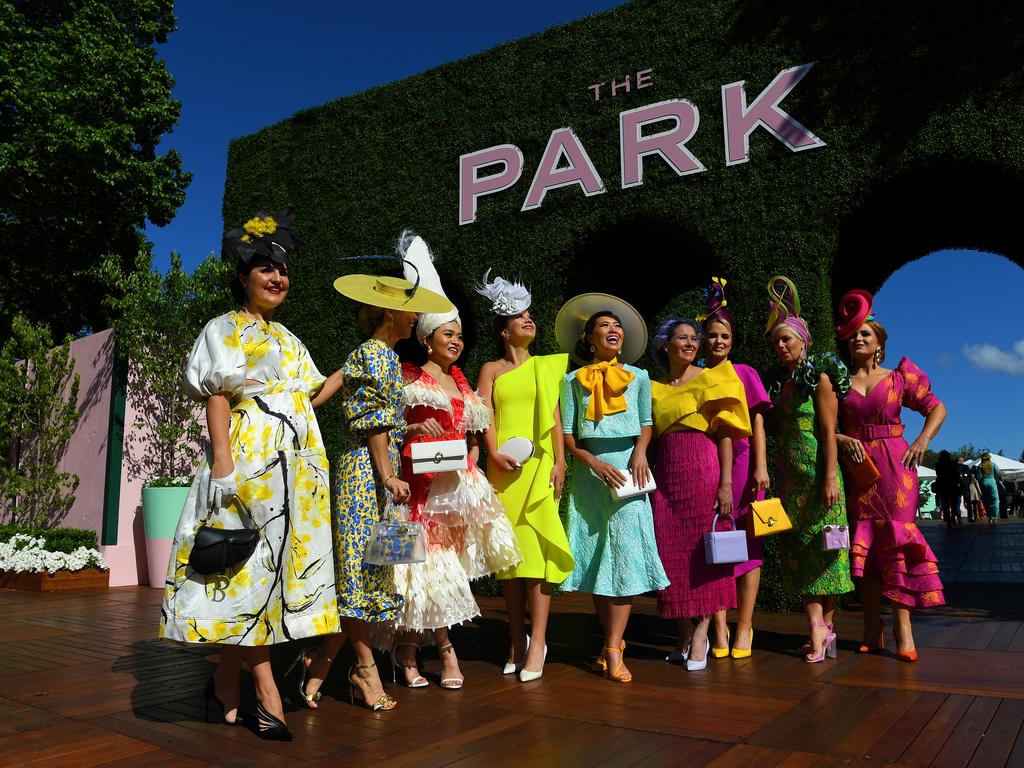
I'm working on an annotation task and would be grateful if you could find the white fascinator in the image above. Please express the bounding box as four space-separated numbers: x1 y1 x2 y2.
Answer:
475 269 531 316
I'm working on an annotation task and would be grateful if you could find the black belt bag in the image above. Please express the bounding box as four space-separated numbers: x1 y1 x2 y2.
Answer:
188 526 260 575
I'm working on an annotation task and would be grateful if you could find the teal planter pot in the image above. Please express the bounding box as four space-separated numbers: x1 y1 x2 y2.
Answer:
142 486 189 588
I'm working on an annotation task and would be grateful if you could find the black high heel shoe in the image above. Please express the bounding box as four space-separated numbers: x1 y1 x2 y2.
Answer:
203 675 246 726
255 701 293 741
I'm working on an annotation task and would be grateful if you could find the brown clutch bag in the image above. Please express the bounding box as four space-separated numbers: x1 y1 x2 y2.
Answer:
841 451 881 488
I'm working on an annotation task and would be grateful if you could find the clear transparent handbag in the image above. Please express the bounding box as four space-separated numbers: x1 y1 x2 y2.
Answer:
363 502 427 565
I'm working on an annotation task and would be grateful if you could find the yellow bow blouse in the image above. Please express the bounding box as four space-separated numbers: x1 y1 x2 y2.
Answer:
575 358 636 422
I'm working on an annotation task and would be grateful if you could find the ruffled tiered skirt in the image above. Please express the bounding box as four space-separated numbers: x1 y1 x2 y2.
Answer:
850 519 945 607
385 466 521 645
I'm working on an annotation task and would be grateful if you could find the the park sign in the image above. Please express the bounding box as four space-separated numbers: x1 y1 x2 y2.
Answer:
459 63 825 225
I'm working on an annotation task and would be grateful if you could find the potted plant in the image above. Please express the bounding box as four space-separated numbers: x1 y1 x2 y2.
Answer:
0 527 109 591
98 250 232 586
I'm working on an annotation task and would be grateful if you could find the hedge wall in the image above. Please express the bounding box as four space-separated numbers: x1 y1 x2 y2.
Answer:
223 0 1024 610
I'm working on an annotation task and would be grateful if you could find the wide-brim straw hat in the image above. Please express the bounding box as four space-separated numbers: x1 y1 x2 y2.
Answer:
555 293 648 366
333 274 453 313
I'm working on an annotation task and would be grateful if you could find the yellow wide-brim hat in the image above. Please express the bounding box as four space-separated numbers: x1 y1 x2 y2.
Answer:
555 293 648 366
333 274 453 313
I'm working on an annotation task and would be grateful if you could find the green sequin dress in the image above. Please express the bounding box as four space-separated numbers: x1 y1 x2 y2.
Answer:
766 353 855 597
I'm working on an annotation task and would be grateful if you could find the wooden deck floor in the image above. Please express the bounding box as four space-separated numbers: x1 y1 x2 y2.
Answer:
2 524 1024 767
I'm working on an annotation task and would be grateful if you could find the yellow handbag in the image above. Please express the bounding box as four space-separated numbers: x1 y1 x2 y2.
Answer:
748 498 793 537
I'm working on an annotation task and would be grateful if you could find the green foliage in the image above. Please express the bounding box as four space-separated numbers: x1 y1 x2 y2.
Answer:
96 249 233 482
0 316 81 527
0 0 189 339
222 0 1024 612
0 523 97 552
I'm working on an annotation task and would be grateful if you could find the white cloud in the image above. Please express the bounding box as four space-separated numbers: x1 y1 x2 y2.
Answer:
963 339 1024 375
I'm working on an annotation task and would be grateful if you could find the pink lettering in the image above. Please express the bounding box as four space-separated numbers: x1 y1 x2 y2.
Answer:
589 83 604 100
611 75 631 97
721 63 826 166
619 99 706 188
636 68 653 89
458 144 524 226
521 128 605 211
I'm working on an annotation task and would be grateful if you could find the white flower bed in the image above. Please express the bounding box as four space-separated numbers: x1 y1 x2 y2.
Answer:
0 534 108 574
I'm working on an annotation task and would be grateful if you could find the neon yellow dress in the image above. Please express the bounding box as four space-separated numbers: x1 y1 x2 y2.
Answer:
489 354 575 583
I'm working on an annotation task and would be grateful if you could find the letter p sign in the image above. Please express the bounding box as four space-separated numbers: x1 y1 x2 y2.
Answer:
459 145 524 226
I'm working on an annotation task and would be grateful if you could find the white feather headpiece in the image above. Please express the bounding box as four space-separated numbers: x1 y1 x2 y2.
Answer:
399 230 460 341
475 269 532 316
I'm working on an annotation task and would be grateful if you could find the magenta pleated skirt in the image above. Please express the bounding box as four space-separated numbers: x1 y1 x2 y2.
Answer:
731 437 765 577
652 430 738 618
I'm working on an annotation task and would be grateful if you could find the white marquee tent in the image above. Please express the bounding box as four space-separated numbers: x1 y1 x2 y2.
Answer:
965 453 1024 480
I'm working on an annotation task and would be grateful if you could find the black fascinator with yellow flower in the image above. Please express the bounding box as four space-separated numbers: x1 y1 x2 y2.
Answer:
222 209 302 267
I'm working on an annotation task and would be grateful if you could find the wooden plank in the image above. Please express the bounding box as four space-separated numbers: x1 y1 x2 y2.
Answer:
931 695 1000 768
832 647 1024 700
863 691 946 763
898 694 973 765
966 698 1024 768
986 621 1022 651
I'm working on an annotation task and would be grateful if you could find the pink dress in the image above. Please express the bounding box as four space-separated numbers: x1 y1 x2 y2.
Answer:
838 357 945 608
729 364 772 577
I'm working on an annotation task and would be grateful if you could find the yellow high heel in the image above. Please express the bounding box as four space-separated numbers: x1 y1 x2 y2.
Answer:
711 627 731 659
593 640 625 672
730 628 754 659
602 645 632 683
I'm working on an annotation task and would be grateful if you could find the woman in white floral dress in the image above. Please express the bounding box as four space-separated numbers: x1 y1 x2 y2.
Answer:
159 211 343 740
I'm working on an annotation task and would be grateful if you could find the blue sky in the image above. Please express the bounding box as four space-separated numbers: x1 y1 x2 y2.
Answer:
147 2 1024 458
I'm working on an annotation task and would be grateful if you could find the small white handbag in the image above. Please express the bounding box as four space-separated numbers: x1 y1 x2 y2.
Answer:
410 439 468 474
497 436 534 465
604 469 657 500
704 513 749 565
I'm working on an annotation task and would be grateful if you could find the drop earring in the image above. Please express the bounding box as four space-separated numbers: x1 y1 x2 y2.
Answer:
588 344 595 353
874 347 883 366
426 345 433 355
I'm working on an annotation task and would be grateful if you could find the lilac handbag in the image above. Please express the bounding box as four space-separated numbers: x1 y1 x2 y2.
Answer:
704 513 749 565
822 524 850 551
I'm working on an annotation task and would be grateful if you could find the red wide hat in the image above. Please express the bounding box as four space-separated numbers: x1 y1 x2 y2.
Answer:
836 289 874 339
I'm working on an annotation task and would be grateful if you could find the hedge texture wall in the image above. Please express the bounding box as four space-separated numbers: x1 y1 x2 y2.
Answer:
223 0 1024 608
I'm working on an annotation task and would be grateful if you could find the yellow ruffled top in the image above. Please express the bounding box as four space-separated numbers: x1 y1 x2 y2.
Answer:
651 361 752 439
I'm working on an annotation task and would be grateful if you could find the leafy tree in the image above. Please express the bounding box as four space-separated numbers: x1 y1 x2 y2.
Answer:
96 249 232 483
0 315 81 527
0 0 190 339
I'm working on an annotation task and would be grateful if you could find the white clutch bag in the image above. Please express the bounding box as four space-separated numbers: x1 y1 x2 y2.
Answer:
603 469 657 500
497 436 534 465
410 439 468 474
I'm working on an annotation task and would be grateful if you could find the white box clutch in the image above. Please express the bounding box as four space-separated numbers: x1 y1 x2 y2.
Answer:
605 470 657 500
410 439 468 474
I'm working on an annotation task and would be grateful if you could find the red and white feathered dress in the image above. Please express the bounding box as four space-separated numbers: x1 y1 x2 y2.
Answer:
391 363 521 640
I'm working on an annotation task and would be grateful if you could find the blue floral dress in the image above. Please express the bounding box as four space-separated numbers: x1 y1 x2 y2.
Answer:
334 339 405 623
560 364 669 596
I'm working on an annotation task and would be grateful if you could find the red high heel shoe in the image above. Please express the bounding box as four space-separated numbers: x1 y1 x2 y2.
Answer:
893 626 918 662
857 625 885 654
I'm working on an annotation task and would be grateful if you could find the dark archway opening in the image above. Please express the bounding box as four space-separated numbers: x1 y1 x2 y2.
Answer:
833 160 1024 303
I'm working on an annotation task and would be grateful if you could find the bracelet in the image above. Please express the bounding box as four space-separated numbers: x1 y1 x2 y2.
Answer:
382 474 397 484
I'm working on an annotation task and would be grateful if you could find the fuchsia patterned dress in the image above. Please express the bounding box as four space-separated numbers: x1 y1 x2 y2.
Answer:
729 364 772 577
838 357 945 608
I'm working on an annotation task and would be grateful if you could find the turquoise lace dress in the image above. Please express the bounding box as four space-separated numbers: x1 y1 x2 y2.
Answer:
559 365 669 597
766 353 855 597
